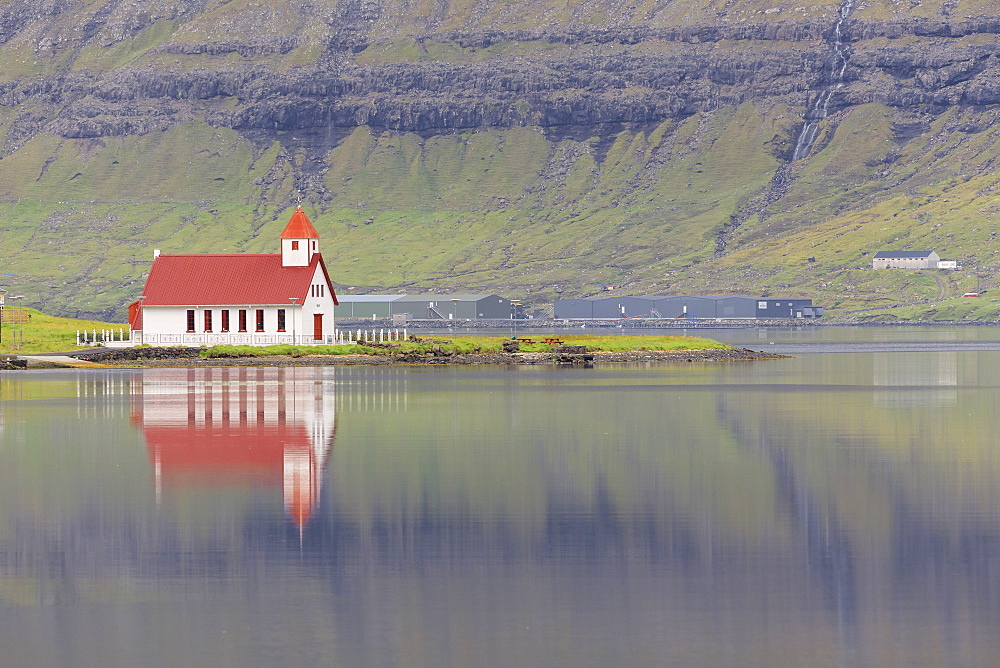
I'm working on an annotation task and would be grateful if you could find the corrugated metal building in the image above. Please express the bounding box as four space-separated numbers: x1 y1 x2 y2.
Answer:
553 298 594 319
554 296 823 319
334 295 403 319
753 298 823 318
336 294 517 320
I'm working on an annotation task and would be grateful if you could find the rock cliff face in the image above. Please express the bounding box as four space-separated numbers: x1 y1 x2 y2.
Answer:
1 0 999 319
7 16 1000 142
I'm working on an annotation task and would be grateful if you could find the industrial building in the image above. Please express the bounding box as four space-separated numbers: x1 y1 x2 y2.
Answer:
336 294 519 320
553 296 823 319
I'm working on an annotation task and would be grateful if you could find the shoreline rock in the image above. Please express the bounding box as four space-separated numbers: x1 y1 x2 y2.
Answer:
74 346 786 368
0 357 27 370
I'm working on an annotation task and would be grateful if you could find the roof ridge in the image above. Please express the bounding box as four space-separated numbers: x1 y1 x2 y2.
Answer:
156 253 277 257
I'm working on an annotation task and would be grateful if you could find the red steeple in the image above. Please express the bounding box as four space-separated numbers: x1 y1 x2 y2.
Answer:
280 206 320 239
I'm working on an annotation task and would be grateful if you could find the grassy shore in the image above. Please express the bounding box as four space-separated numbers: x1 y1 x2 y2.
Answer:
0 310 730 360
196 335 730 359
0 308 126 354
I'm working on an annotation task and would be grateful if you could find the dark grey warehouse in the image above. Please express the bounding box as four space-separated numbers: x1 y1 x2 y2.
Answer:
336 294 519 320
553 296 823 319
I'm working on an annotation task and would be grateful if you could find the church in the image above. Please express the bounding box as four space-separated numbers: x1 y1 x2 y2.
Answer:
130 207 339 346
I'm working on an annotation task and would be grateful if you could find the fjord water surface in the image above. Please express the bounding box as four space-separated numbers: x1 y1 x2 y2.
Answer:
2 336 1000 666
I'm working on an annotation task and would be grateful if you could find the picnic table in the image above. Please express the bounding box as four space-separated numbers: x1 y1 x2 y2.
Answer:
542 338 564 344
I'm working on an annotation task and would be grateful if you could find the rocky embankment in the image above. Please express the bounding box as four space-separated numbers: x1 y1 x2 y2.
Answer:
338 318 821 329
75 345 785 367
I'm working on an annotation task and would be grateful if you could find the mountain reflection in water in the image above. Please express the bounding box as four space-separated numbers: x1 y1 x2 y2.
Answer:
3 356 1000 665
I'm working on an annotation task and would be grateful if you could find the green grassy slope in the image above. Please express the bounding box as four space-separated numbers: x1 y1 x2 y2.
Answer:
1 100 999 321
1 0 999 321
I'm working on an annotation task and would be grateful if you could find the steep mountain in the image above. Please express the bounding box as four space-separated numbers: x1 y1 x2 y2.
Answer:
1 0 999 320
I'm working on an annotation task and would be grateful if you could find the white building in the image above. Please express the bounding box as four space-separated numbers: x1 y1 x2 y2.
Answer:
131 207 340 346
872 250 940 269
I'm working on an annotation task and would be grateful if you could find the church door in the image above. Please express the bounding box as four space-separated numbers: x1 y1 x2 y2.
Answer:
313 314 323 341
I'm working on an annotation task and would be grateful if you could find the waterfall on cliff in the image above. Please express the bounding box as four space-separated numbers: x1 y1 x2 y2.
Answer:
791 0 855 161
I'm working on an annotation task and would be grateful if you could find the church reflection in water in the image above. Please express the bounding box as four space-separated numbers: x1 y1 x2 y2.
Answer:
131 367 336 531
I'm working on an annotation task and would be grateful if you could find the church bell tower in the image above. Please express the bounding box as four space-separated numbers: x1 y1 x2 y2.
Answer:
280 206 320 267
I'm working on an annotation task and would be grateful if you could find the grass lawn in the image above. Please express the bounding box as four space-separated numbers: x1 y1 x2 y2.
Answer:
200 334 730 358
0 308 126 354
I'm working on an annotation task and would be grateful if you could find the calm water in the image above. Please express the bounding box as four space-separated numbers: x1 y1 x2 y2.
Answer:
3 328 1000 666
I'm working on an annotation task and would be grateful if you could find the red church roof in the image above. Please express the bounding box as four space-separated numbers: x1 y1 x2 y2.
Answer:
279 206 320 239
141 253 338 306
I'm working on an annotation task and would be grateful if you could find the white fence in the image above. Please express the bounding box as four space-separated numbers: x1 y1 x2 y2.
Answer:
95 329 410 348
338 329 407 345
77 329 131 347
